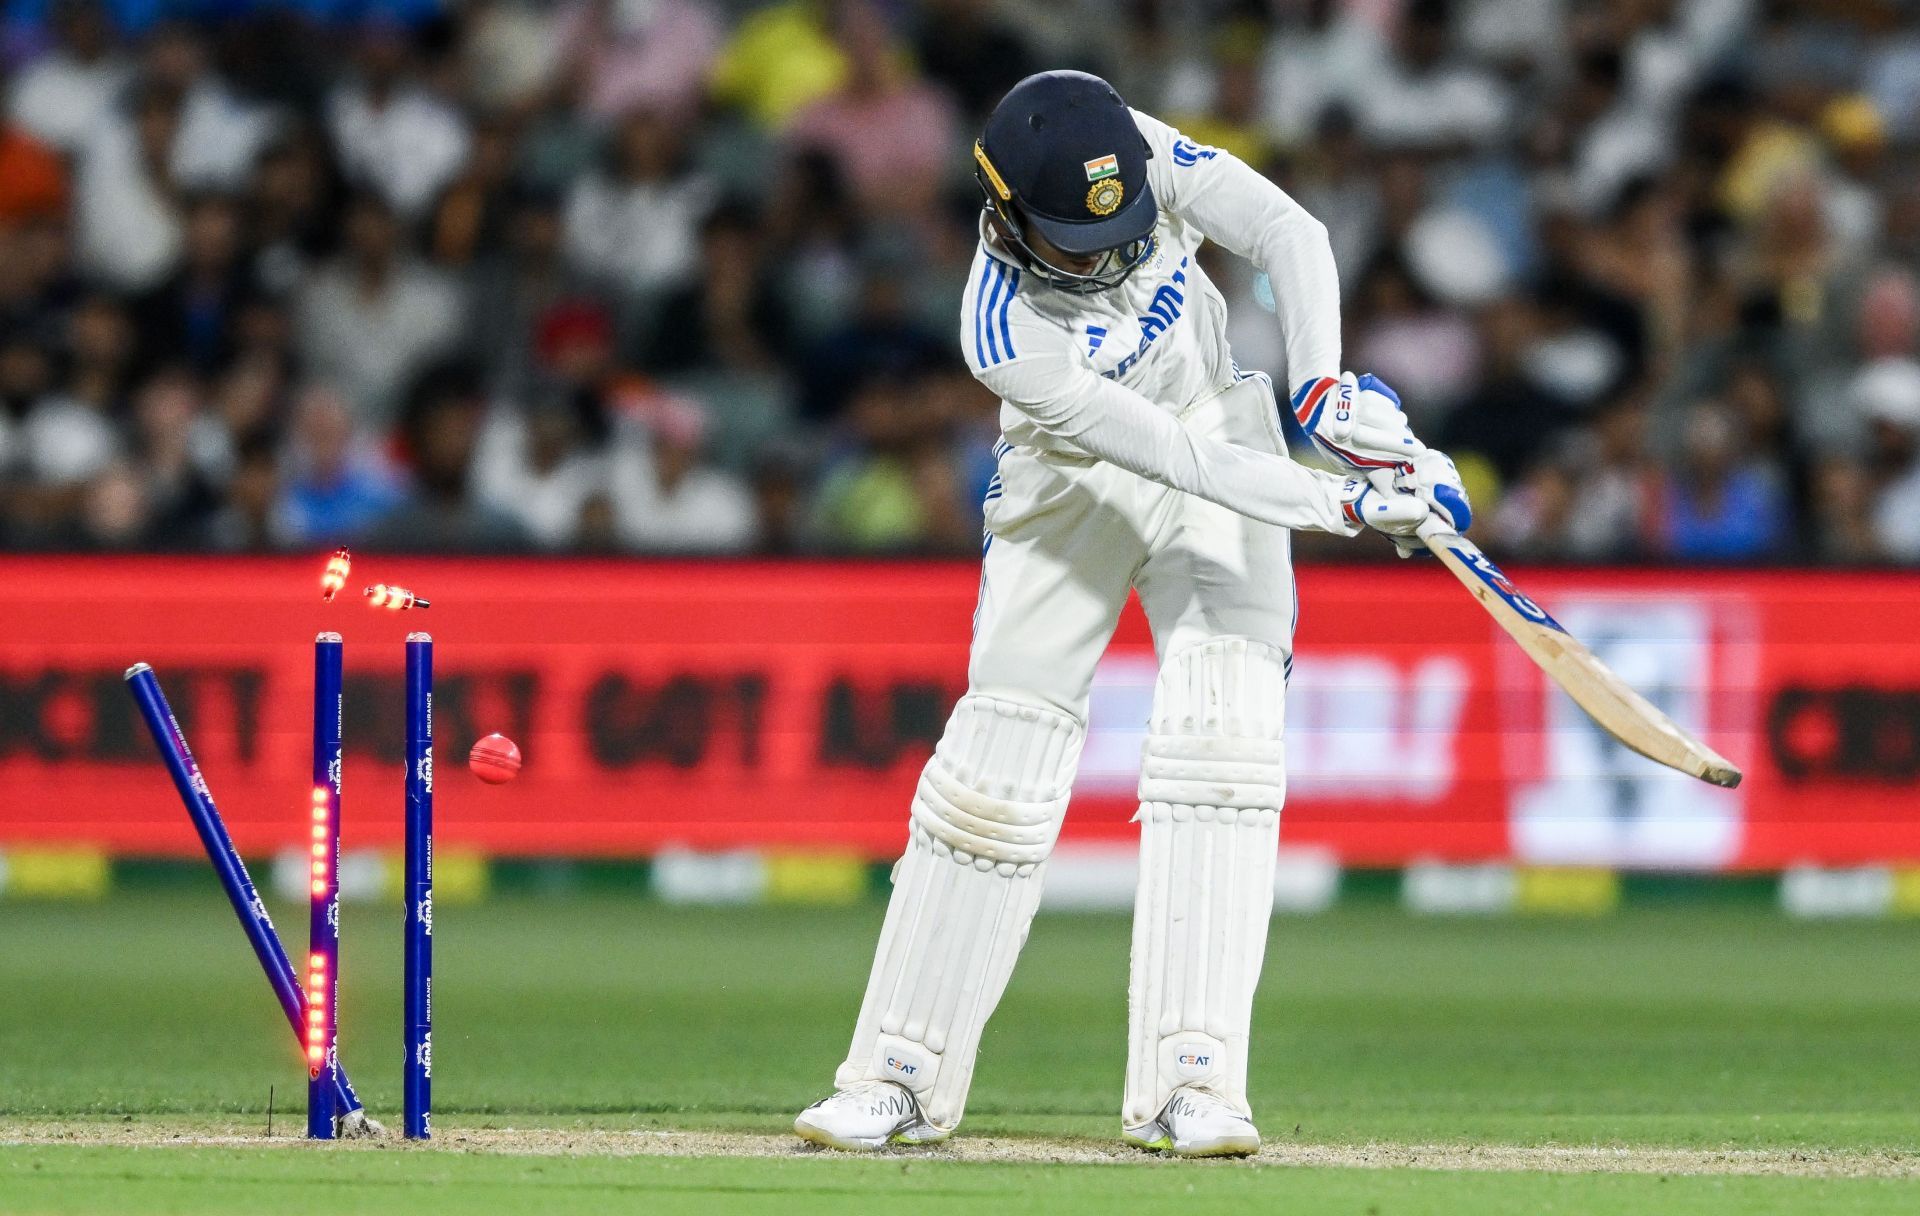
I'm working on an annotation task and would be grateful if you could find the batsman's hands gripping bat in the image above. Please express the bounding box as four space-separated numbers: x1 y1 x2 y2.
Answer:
1300 372 1471 554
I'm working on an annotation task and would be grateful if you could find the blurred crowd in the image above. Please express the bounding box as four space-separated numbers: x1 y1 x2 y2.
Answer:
4 0 1920 562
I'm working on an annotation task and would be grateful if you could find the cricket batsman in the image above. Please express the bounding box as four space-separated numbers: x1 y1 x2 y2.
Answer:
795 71 1471 1157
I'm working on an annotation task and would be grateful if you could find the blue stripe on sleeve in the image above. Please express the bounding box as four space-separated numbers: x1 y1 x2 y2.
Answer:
982 262 1005 364
998 267 1018 359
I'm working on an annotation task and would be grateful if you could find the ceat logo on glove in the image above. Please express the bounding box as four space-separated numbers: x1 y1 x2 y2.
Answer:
1333 379 1354 424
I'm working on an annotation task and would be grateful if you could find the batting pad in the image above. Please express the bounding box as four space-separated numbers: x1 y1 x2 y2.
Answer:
1124 638 1287 1129
836 695 1085 1130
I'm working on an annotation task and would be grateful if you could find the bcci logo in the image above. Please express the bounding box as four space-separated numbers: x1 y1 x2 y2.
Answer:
419 891 433 936
418 1033 432 1078
417 747 433 794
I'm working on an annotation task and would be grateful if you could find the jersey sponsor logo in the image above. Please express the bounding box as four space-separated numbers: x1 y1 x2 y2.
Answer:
1101 258 1189 381
1448 541 1567 633
1085 324 1107 355
1171 138 1218 167
971 257 1021 367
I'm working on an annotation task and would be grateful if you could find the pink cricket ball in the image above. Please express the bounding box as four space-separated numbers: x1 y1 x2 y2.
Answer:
468 733 522 785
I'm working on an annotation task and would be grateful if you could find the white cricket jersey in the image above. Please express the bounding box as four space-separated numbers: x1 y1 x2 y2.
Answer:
961 109 1357 535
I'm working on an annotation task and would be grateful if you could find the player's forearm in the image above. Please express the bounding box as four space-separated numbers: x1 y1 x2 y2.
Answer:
996 363 1352 533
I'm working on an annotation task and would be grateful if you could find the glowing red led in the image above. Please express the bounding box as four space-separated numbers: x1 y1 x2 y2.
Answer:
364 583 430 611
320 548 351 602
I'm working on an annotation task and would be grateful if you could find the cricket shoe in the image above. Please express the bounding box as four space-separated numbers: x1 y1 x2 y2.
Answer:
1123 1087 1261 1158
794 1080 948 1151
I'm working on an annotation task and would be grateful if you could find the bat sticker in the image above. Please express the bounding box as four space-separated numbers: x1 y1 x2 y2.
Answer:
1446 541 1567 634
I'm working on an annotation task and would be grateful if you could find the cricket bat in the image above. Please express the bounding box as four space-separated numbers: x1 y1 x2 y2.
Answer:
1419 524 1743 788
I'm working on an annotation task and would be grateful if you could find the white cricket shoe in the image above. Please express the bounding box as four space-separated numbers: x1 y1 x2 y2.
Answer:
1123 1087 1261 1158
793 1080 947 1151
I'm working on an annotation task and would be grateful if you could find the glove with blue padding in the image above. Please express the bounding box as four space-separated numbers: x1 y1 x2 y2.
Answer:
1336 474 1431 543
1293 372 1471 552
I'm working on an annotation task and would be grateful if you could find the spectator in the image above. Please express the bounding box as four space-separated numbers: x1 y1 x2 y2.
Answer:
369 362 528 551
1859 359 1920 561
561 106 714 298
1653 400 1791 561
1442 296 1580 482
73 460 155 549
639 204 790 375
1348 252 1481 427
131 193 256 375
128 364 223 539
296 191 465 424
73 81 185 291
6 0 131 156
1170 45 1275 168
142 21 276 192
1356 0 1512 151
809 370 973 554
248 122 348 298
1492 398 1653 562
797 260 946 423
275 382 404 544
553 0 724 123
913 0 1039 121
762 149 861 344
749 441 809 555
1260 0 1385 148
465 186 603 400
473 396 610 549
326 21 471 220
428 116 523 267
203 433 283 551
608 388 756 552
709 0 846 129
1808 455 1880 563
18 295 134 497
786 4 960 223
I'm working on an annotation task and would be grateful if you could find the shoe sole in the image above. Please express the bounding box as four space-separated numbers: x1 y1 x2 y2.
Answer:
1124 1128 1259 1159
793 1115 886 1152
793 1115 949 1152
1171 1136 1260 1158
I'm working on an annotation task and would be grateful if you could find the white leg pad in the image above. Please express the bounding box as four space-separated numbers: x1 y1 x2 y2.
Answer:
835 694 1085 1131
1124 638 1287 1129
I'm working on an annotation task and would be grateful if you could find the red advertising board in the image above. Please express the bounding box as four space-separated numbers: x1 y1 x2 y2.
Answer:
0 556 1915 869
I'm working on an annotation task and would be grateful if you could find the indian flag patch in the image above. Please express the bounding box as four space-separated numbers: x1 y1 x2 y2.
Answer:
1084 154 1119 182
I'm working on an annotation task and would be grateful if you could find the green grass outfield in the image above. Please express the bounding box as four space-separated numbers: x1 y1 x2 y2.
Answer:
1 894 1916 1213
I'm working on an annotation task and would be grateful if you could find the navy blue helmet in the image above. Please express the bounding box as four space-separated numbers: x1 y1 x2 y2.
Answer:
974 71 1158 294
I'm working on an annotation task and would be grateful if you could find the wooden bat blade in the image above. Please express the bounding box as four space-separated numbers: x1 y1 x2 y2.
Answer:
1423 530 1743 789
